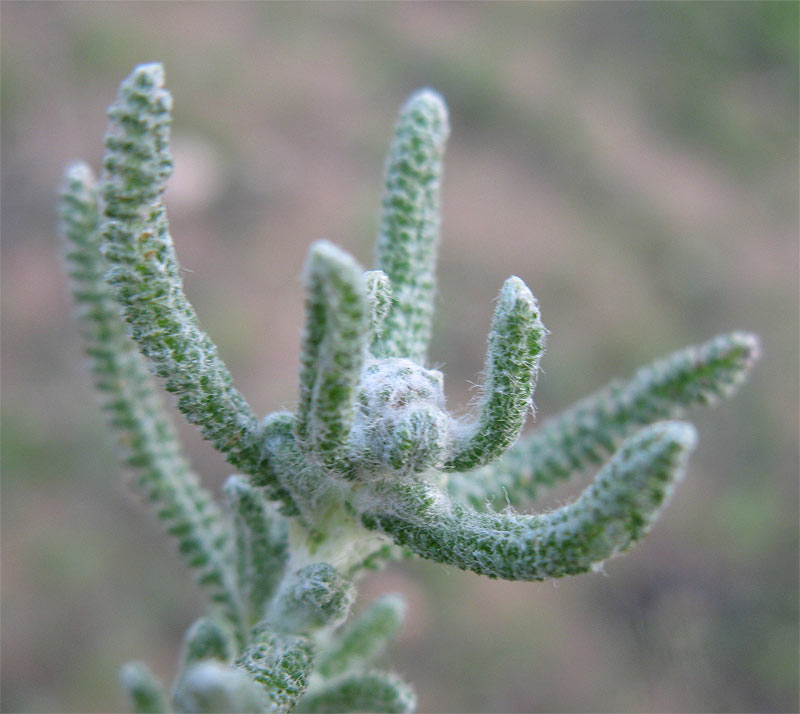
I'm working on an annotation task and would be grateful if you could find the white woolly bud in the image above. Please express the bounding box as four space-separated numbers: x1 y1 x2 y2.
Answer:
350 358 450 476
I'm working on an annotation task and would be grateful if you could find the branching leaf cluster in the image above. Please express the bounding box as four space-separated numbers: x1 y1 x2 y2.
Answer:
60 64 760 713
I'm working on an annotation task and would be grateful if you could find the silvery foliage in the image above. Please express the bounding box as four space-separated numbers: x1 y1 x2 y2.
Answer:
60 64 760 713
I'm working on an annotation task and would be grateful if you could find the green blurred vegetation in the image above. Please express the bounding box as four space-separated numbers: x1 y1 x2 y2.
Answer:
2 2 797 712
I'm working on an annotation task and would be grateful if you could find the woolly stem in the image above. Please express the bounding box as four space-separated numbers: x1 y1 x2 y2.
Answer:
450 331 760 509
225 475 289 624
362 422 697 581
373 89 449 363
100 63 266 478
295 241 368 476
60 161 242 634
296 671 416 713
444 276 546 471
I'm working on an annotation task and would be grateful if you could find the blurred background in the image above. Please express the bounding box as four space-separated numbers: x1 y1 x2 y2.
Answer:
2 2 798 712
